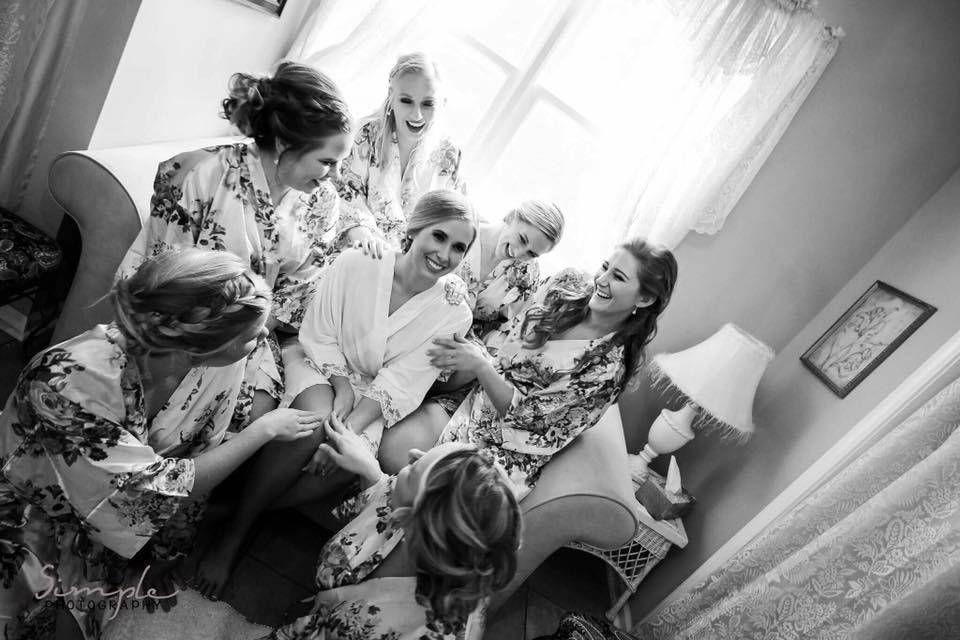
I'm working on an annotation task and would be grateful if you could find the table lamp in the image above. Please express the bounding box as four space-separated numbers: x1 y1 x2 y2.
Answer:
631 323 775 481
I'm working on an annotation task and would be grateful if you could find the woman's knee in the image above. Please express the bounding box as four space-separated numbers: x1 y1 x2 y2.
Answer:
290 384 334 413
378 403 449 473
249 390 278 422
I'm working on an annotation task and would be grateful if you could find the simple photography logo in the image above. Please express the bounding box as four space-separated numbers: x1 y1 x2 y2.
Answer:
35 564 180 620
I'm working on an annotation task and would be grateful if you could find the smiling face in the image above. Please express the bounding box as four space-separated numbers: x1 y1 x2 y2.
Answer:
198 311 270 367
277 132 352 193
389 71 439 142
496 218 555 263
407 218 474 281
589 248 654 316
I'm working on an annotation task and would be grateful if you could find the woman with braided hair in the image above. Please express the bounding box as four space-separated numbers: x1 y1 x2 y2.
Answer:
384 238 678 499
119 61 357 430
0 249 324 640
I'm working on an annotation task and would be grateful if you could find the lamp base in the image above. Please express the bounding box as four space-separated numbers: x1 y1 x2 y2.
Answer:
630 404 696 483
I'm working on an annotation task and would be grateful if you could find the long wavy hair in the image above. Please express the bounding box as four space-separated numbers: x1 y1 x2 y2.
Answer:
520 238 678 383
400 449 522 619
112 249 271 357
222 61 352 158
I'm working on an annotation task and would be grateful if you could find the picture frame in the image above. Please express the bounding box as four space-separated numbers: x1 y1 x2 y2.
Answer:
231 0 287 17
800 281 936 398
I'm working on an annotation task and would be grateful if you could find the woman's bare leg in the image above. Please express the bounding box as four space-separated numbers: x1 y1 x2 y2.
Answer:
193 385 333 598
378 402 451 474
249 389 278 423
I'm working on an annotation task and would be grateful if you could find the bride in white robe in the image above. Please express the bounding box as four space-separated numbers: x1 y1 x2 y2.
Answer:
193 190 477 599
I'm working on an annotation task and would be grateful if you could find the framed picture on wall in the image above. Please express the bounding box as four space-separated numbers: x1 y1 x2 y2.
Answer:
800 281 936 398
231 0 287 16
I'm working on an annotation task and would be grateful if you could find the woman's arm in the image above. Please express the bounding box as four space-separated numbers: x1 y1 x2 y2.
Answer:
191 409 322 495
429 334 515 415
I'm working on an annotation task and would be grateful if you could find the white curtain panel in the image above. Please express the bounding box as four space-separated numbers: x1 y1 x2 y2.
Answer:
634 373 960 639
0 0 88 212
287 0 841 271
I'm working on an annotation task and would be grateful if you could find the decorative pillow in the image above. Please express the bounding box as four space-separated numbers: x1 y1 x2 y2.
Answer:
0 207 61 301
533 611 642 640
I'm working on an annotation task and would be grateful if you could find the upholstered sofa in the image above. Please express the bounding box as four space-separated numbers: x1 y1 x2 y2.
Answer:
46 140 641 609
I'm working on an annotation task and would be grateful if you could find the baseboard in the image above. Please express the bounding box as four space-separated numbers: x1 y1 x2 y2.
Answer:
637 327 960 628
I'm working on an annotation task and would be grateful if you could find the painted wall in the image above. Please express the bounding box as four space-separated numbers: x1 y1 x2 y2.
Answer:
629 163 960 621
622 0 960 619
619 0 960 446
89 0 320 149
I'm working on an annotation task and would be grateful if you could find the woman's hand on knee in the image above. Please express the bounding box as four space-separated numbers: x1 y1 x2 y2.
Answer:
252 408 324 442
312 415 382 486
330 383 355 421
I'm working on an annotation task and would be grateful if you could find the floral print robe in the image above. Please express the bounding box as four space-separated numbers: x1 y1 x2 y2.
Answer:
285 249 472 437
119 142 344 407
455 232 542 340
0 324 247 639
439 269 627 500
263 475 480 640
429 237 543 414
336 119 465 248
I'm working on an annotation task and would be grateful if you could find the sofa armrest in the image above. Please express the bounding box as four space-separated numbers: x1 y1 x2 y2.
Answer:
48 137 240 343
491 404 640 609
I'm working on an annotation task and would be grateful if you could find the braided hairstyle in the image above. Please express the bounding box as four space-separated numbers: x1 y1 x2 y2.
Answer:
112 249 271 357
402 449 522 619
521 238 678 383
222 61 352 157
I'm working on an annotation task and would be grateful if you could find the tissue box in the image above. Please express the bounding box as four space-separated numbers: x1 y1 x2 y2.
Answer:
635 473 695 520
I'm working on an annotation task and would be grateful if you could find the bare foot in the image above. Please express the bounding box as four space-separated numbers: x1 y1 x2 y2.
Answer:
192 534 245 600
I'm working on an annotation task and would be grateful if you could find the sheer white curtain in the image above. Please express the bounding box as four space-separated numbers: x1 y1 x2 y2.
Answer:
288 0 841 272
634 373 960 639
0 0 88 212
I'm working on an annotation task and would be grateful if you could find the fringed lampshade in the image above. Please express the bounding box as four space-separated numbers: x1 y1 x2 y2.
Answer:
650 323 775 439
632 323 774 483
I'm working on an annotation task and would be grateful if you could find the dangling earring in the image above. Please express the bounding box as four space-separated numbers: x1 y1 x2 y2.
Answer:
401 234 413 254
632 305 641 315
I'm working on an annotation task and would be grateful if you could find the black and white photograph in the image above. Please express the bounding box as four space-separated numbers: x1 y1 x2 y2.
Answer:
1 1 958 639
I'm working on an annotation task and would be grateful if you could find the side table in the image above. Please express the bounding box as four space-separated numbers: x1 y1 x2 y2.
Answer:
566 480 688 621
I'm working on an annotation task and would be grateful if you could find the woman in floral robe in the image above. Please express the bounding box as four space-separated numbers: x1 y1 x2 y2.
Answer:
100 429 521 640
119 62 355 422
337 53 465 250
0 250 322 640
263 426 521 640
416 239 678 499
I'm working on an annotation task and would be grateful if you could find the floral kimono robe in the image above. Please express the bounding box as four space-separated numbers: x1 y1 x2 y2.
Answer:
455 233 542 340
264 475 481 640
119 142 343 410
336 119 465 248
439 269 627 500
0 324 246 640
285 249 472 435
